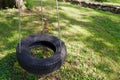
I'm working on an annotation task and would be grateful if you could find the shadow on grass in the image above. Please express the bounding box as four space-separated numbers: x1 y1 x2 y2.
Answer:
35 2 120 78
82 15 120 62
0 9 41 80
0 1 120 79
0 52 16 79
0 52 38 80
54 4 120 78
95 62 114 74
58 7 120 62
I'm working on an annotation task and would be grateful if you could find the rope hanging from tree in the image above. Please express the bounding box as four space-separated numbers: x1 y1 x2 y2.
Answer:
18 0 21 53
18 0 61 52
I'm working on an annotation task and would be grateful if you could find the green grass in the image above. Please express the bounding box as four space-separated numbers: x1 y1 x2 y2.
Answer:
0 0 120 80
31 46 54 58
25 0 35 9
90 0 120 3
106 0 120 3
90 0 120 5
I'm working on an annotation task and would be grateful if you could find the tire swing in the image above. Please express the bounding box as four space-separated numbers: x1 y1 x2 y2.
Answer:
16 0 66 75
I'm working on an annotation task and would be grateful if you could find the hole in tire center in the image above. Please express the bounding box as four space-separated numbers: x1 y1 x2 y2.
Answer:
30 45 54 58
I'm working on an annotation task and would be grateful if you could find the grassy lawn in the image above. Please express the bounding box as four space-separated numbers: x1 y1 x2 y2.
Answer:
0 0 120 80
105 0 120 4
90 0 120 4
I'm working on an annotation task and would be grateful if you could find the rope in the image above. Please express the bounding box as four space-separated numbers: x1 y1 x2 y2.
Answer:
55 0 62 50
18 0 22 53
55 0 61 39
40 0 44 31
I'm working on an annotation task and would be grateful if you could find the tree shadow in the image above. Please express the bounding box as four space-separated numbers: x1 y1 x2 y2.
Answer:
57 7 120 78
0 52 16 79
0 9 42 80
0 52 39 80
0 1 120 79
82 15 120 62
57 6 120 62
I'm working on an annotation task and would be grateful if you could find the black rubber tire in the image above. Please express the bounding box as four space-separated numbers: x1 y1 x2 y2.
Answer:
16 34 66 75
